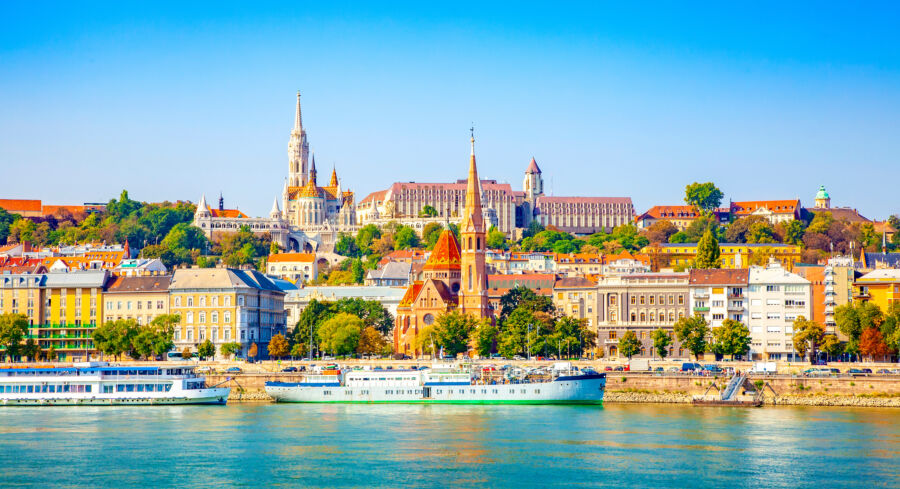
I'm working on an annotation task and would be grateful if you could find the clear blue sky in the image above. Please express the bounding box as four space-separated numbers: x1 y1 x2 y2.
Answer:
2 2 899 219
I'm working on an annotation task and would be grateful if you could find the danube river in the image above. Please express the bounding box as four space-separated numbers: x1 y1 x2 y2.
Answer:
1 404 897 488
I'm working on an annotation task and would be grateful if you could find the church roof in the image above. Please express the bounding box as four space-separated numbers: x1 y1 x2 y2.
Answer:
815 185 829 200
423 229 461 270
209 208 249 218
398 281 424 308
527 157 541 174
297 179 321 199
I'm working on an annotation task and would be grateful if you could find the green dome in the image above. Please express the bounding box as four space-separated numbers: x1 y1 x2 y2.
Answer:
815 185 829 200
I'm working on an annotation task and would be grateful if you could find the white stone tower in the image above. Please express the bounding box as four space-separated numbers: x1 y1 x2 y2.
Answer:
288 91 310 187
524 157 543 201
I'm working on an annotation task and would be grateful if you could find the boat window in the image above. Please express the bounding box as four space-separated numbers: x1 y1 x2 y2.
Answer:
86 385 91 393
126 384 135 392
535 389 540 394
117 385 125 392
137 384 144 392
165 384 172 392
103 385 113 393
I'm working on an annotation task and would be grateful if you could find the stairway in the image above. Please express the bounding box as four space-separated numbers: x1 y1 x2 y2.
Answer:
721 373 746 401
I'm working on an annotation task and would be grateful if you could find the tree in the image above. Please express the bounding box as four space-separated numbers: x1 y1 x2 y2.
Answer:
695 229 721 269
422 223 444 250
92 319 140 360
835 302 883 356
820 335 843 359
651 328 672 359
710 319 752 360
642 220 678 244
317 313 363 356
198 339 216 360
486 226 508 250
433 311 478 357
47 345 57 361
355 224 381 253
0 208 20 245
472 319 498 358
21 338 40 361
778 220 806 246
247 343 258 360
674 316 709 360
290 343 306 359
356 326 387 356
267 333 289 359
859 327 890 362
792 316 825 363
617 330 642 360
182 346 193 360
420 205 438 218
0 313 29 361
132 314 177 359
393 226 420 250
220 342 242 359
8 218 36 244
497 286 554 323
684 182 723 213
334 233 361 258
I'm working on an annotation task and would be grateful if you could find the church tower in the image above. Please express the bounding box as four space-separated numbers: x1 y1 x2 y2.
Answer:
815 185 831 209
288 91 310 187
523 157 543 201
459 131 490 319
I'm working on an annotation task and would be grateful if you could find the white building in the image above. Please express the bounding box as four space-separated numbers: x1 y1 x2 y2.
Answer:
747 262 812 361
688 269 749 331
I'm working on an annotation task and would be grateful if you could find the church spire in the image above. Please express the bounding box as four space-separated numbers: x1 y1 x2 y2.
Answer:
330 165 338 187
293 91 303 133
309 154 317 185
460 128 484 233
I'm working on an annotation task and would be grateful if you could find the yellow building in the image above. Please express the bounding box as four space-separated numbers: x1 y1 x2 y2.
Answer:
169 268 286 359
643 243 802 271
853 269 900 312
103 275 172 325
0 270 109 361
266 252 319 283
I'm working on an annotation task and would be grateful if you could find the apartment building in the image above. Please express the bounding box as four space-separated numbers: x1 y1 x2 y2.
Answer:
104 275 172 326
747 262 812 361
688 269 749 330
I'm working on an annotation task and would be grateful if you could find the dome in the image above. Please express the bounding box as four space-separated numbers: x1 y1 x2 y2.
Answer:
815 185 830 200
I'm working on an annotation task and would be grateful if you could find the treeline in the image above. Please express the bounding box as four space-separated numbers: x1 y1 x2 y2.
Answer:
291 298 395 357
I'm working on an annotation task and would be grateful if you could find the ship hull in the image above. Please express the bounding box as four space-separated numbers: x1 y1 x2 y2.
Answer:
266 375 605 405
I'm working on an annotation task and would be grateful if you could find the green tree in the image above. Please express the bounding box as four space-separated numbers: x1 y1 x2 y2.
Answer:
486 226 508 250
684 182 724 213
220 342 242 359
47 345 57 361
792 316 824 363
0 208 21 244
267 333 289 359
92 319 140 360
711 319 751 360
132 315 177 360
674 316 709 360
317 313 364 356
0 313 29 361
778 219 806 246
820 335 843 359
433 311 478 357
393 225 420 250
497 286 554 323
290 343 306 358
641 220 679 244
198 339 216 360
617 330 642 360
21 338 40 361
420 205 438 217
8 218 36 244
355 224 381 253
356 326 387 356
334 233 361 258
651 328 672 359
472 319 499 357
695 229 721 268
422 222 445 250
835 302 883 356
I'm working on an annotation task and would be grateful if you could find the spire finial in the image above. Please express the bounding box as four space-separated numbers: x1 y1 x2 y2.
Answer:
294 91 303 131
470 124 475 155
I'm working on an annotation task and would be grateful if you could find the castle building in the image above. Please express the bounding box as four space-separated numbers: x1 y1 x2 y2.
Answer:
193 194 289 248
358 156 633 236
394 135 492 356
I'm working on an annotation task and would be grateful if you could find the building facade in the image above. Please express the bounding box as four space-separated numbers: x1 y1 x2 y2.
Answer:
169 268 286 359
688 269 749 331
644 243 802 271
103 275 171 326
266 253 319 284
747 262 812 361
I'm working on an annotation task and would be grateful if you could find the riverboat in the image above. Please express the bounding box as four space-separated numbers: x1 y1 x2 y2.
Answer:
0 362 230 406
265 363 605 404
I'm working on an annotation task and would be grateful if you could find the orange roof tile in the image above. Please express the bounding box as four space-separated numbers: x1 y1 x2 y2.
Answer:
209 208 249 218
267 253 316 263
730 200 800 215
0 199 42 213
423 230 461 271
399 281 424 308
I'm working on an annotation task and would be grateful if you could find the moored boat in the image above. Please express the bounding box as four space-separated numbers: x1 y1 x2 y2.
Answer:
0 362 230 406
266 363 605 404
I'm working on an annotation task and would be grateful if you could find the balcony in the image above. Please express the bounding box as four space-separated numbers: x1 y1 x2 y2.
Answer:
727 304 744 311
693 306 710 312
693 292 710 299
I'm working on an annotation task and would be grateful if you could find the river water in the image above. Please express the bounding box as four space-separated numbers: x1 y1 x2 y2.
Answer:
0 403 897 488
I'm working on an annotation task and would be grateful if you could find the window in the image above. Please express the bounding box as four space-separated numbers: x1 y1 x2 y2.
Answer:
751 313 762 319
608 331 617 340
766 285 779 292
224 311 231 323
630 296 636 305
678 295 684 305
199 297 206 307
766 299 781 306
751 299 761 306
649 296 655 305
211 312 218 323
712 300 724 307
640 296 645 305
187 297 193 307
187 312 193 324
174 297 181 307
712 313 724 320
199 312 206 323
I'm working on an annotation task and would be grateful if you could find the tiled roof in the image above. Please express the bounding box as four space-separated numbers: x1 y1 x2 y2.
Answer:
423 230 461 271
536 196 632 205
42 205 89 216
526 157 542 174
359 189 389 205
399 281 424 308
861 253 900 269
209 208 249 218
106 275 172 293
430 280 457 303
689 269 749 286
366 261 411 280
806 207 870 223
553 277 596 288
857 269 900 281
268 253 316 263
0 199 42 213
730 200 800 215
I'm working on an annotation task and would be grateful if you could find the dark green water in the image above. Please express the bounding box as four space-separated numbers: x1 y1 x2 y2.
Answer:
0 403 897 488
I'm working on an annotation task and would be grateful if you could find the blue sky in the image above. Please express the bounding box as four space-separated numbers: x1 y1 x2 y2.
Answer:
1 2 899 219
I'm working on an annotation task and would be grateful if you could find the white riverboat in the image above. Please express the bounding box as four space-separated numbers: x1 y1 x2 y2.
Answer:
0 362 230 406
265 363 605 405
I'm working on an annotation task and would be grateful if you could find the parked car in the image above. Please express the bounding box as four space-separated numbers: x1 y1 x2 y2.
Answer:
281 366 298 373
604 366 613 371
653 367 664 372
196 366 213 373
322 356 335 361
702 364 723 374
225 367 242 374
876 368 891 374
613 366 625 372
848 368 867 376
667 367 680 373
513 355 525 361
861 368 873 374
803 368 832 377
